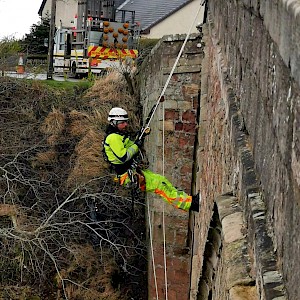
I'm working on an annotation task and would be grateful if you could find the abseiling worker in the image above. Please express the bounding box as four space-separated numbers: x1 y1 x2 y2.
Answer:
103 107 199 212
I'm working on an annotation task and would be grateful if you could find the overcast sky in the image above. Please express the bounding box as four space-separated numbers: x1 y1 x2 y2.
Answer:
0 0 41 39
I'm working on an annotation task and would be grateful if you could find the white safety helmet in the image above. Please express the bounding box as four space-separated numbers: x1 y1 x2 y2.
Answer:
107 107 129 122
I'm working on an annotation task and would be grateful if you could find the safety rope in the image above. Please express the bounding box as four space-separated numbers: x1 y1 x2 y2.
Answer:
162 101 168 299
147 3 204 299
147 201 159 299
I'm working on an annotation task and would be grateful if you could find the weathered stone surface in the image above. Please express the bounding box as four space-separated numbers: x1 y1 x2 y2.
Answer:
222 212 244 244
139 34 202 299
140 1 299 299
225 239 253 288
198 0 300 298
229 286 258 300
215 195 242 221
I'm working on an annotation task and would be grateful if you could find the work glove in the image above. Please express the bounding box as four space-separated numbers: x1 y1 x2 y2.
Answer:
134 127 151 148
135 138 144 148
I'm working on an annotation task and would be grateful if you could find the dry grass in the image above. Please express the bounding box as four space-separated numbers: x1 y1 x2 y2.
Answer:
86 71 126 103
31 72 139 185
40 107 65 135
68 109 109 137
69 110 93 138
0 205 39 233
32 150 57 168
85 71 138 115
55 245 122 300
0 286 38 300
35 71 141 188
0 204 18 217
0 75 145 299
47 134 59 146
67 129 109 187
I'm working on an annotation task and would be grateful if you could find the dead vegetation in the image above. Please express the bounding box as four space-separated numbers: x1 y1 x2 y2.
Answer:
0 73 147 300
55 246 122 300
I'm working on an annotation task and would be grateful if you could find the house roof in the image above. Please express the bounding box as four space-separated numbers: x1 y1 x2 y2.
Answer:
38 0 47 16
117 0 193 32
38 0 190 31
115 0 127 7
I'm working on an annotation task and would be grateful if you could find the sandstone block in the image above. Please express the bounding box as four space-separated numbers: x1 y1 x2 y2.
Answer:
222 212 244 244
229 286 258 300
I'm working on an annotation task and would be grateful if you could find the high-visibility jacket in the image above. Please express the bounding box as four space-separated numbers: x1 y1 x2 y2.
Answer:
103 125 192 211
103 126 139 175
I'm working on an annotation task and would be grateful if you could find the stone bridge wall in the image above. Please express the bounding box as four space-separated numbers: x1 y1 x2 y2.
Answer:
138 0 300 299
190 0 300 299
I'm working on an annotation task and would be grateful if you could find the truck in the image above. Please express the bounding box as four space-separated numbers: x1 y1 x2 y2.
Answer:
53 0 139 77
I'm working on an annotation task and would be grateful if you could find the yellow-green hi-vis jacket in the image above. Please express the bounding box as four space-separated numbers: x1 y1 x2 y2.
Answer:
103 125 192 211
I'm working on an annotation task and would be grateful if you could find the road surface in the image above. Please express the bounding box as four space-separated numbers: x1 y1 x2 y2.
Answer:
4 71 80 82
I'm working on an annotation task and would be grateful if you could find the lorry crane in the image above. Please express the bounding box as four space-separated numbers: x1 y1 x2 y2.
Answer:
53 0 139 77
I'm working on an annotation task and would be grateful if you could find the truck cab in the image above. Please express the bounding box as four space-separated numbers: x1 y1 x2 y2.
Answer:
53 0 139 77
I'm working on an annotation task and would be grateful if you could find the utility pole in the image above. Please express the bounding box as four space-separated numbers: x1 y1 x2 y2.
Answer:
47 0 57 80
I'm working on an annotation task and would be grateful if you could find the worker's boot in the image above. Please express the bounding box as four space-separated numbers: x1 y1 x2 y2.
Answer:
190 193 200 212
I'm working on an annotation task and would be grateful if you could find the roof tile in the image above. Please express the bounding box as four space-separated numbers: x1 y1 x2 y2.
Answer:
117 0 192 31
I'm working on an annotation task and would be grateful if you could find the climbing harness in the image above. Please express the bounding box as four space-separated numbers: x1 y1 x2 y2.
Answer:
127 169 138 216
126 165 146 217
105 143 148 216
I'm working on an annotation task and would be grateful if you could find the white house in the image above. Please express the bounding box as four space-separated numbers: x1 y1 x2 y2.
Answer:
38 0 78 29
39 0 205 38
116 0 205 39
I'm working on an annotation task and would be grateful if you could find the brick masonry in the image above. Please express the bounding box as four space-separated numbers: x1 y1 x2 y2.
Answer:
190 0 299 298
138 34 203 299
138 1 299 299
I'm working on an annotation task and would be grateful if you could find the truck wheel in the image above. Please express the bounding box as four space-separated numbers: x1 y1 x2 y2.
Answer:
71 62 77 77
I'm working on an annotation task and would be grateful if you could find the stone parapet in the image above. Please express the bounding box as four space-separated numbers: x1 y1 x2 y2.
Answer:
259 0 300 87
203 0 300 298
215 195 258 300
